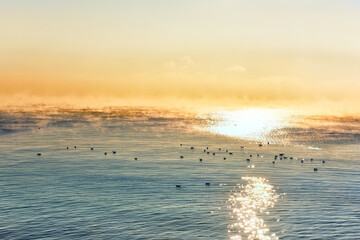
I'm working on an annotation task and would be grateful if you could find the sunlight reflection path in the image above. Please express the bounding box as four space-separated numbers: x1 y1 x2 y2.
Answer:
227 177 279 240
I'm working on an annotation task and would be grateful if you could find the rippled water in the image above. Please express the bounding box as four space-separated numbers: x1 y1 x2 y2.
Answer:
0 107 359 239
228 177 280 240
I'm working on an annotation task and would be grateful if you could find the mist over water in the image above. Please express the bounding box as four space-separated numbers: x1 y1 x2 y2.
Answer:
0 106 359 239
2 107 360 145
201 109 360 146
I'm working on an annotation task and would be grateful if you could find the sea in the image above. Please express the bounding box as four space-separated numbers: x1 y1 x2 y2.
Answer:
0 106 359 239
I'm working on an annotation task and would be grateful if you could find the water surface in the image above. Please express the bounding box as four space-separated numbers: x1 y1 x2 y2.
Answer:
0 107 359 239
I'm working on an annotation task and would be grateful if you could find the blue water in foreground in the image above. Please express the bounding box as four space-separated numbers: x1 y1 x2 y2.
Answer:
0 107 359 239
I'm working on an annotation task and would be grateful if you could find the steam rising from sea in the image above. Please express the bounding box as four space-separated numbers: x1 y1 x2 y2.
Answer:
1 106 360 146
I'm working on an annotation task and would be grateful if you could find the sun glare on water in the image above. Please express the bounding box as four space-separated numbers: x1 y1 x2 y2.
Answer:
206 109 290 141
227 177 280 240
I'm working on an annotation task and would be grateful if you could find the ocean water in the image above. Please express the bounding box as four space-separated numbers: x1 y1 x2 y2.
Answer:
0 107 359 239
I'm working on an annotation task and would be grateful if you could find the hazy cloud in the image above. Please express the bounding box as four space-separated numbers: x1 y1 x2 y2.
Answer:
181 56 195 65
163 56 196 71
163 61 177 70
224 65 246 72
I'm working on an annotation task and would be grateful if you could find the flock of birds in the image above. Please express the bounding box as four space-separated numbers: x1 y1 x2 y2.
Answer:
36 142 325 189
36 146 139 160
176 143 325 188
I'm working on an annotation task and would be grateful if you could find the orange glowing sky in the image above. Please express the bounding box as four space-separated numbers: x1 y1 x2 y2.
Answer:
1 0 360 112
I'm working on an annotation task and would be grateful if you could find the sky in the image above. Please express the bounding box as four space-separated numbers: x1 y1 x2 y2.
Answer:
1 0 360 112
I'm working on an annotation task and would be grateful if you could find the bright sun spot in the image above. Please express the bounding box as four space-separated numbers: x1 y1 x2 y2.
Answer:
206 109 290 141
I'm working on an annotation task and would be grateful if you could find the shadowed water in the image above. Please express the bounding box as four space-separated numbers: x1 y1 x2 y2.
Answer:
0 107 359 239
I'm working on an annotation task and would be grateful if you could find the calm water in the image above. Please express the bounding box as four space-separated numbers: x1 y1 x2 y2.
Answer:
0 107 359 239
